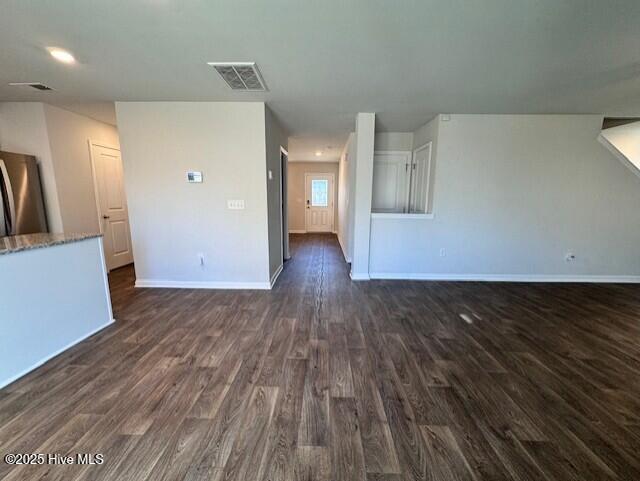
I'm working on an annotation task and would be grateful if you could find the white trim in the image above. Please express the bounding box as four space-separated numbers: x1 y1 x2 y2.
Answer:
289 229 307 234
270 263 283 288
371 213 435 220
135 279 272 290
280 146 289 156
368 272 640 283
350 272 370 281
0 318 115 389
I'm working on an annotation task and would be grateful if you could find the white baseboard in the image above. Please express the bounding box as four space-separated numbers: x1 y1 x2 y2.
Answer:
289 230 307 234
368 272 640 283
0 318 115 390
270 264 284 288
135 279 272 290
350 272 370 281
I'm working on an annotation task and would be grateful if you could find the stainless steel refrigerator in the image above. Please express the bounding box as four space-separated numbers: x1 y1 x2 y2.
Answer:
0 151 48 237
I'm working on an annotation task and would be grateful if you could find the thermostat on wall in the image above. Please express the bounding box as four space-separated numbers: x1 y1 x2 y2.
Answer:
187 171 203 183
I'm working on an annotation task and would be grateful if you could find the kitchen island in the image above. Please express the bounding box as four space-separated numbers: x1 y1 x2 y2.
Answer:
0 233 114 388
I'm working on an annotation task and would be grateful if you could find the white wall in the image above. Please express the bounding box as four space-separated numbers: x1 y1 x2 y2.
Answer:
264 106 288 281
370 115 640 280
413 116 439 151
348 131 415 260
351 113 375 279
43 104 120 234
374 132 413 151
287 161 339 232
0 102 63 232
116 102 272 288
337 134 355 261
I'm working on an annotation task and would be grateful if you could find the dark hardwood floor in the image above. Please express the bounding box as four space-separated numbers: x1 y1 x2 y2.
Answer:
2 233 640 480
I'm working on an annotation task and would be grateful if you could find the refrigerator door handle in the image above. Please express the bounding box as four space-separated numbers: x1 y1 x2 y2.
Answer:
0 158 16 235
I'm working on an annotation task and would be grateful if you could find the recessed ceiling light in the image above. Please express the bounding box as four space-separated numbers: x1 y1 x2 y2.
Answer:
47 47 75 64
315 151 322 156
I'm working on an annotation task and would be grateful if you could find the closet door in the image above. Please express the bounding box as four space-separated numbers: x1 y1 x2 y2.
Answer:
372 151 411 213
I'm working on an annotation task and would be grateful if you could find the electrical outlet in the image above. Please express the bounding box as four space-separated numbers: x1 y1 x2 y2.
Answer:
565 252 576 262
439 248 446 257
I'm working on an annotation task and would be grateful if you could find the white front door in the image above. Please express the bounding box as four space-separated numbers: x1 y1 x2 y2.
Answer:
91 143 134 270
305 173 334 232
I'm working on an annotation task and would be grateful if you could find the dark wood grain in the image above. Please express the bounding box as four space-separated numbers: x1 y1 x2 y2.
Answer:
2 233 640 480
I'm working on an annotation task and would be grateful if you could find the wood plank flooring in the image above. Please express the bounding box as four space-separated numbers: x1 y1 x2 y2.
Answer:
2 233 640 480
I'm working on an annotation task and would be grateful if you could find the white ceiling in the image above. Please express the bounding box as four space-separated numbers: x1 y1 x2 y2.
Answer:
2 0 640 153
288 135 347 162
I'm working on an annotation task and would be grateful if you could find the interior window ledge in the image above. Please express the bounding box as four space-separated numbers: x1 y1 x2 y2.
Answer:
371 212 435 220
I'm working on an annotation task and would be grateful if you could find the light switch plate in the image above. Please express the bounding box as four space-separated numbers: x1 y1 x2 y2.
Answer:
227 200 245 210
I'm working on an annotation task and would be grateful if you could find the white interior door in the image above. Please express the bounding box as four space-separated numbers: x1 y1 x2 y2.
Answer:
372 151 411 213
305 173 334 232
91 143 133 270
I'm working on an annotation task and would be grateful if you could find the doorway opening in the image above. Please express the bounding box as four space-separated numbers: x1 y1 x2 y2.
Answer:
88 140 134 272
280 147 290 261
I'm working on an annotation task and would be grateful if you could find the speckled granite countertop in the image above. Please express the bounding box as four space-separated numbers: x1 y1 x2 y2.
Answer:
0 233 103 255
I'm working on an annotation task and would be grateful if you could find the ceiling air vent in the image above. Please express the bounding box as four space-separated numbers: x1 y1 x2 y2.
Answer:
207 62 267 91
9 82 54 91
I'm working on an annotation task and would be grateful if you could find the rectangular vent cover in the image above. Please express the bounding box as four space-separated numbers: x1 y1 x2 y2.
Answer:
207 62 267 91
8 82 53 91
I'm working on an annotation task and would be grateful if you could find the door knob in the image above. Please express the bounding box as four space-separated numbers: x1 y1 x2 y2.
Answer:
103 215 110 219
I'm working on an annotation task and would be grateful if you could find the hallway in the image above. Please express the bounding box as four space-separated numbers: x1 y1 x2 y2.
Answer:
1 233 640 480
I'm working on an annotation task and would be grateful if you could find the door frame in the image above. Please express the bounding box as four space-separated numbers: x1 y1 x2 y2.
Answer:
411 142 433 213
304 172 335 233
280 146 290 260
88 140 132 271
